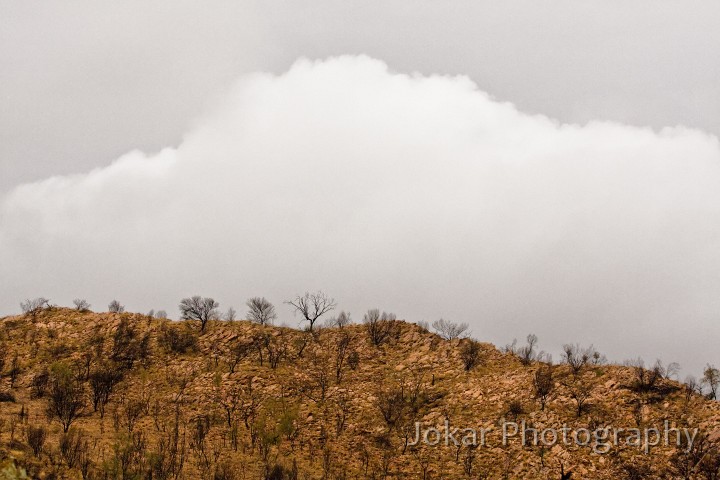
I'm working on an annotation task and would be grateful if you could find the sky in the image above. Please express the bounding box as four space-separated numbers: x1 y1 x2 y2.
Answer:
1 1 719 376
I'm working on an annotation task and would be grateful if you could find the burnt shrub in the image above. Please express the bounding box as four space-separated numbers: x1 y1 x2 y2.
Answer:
0 391 16 402
158 322 198 354
27 425 47 457
30 369 50 399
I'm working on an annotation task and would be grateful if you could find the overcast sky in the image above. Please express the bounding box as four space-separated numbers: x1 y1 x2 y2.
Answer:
1 1 719 376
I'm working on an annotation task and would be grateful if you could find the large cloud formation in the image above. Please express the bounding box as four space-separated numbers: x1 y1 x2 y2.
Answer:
2 56 719 374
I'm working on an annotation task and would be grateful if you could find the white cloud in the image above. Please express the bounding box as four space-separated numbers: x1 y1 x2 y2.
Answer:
2 56 719 374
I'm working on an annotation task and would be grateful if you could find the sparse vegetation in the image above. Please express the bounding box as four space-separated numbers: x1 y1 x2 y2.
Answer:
108 300 125 313
285 291 336 331
246 297 277 325
703 364 719 400
179 295 219 332
0 303 717 479
533 364 554 410
459 338 482 371
73 299 91 312
431 318 469 340
20 297 50 318
363 309 399 346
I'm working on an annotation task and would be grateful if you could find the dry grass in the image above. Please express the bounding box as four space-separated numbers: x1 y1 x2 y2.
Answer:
0 307 718 479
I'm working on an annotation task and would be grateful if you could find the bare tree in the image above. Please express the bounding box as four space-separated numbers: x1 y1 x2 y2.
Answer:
226 340 253 374
73 299 91 312
59 428 90 469
285 291 336 331
246 297 277 325
431 318 469 340
20 297 50 317
363 309 399 346
8 355 21 387
224 307 237 321
326 310 352 329
108 300 125 313
46 365 86 432
561 343 602 376
563 379 593 418
155 310 168 319
517 334 539 366
335 332 352 383
179 296 219 332
703 364 719 400
684 375 702 402
89 363 124 418
625 358 668 394
27 425 47 457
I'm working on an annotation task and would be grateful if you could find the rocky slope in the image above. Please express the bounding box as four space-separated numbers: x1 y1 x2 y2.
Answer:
0 307 719 479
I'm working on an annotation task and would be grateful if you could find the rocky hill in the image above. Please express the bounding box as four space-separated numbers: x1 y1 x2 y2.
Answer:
0 307 719 479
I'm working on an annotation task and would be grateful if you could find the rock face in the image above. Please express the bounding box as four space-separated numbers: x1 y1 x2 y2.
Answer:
0 307 719 479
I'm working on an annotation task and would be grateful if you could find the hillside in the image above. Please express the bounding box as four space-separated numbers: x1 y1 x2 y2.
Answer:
0 307 719 479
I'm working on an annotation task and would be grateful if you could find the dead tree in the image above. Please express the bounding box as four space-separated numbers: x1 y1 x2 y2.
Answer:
363 309 398 347
90 364 124 418
703 364 720 400
246 297 277 325
20 297 50 318
431 318 469 340
226 340 253 374
335 332 352 383
285 291 336 331
518 334 539 366
326 311 352 329
224 307 237 321
108 300 125 313
561 344 601 376
46 366 86 432
179 296 219 332
533 365 554 410
73 299 91 312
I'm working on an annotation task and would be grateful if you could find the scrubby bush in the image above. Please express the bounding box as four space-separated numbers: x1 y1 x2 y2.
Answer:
46 363 86 432
30 369 50 399
158 322 198 354
20 297 50 318
703 364 719 400
459 339 482 371
27 425 47 457
0 391 16 403
533 365 554 410
73 299 91 312
363 309 399 347
108 300 125 313
431 318 468 340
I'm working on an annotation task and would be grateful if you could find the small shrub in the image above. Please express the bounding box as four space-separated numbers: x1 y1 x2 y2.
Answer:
73 299 91 312
108 300 125 313
363 309 399 347
0 391 16 403
347 350 360 370
505 400 525 419
27 425 47 457
158 323 198 354
460 339 482 371
30 370 50 399
20 297 50 317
